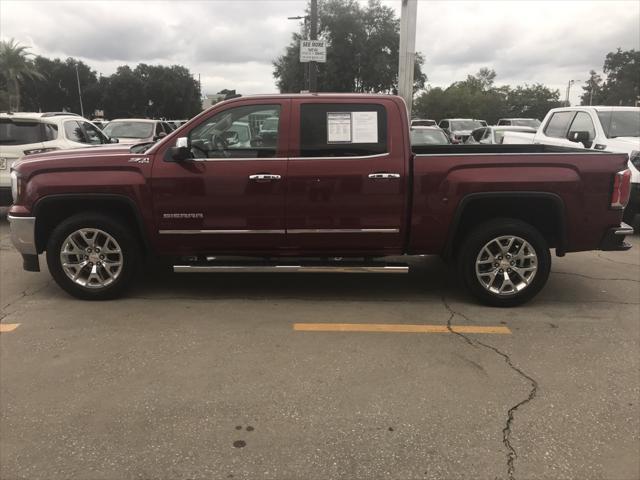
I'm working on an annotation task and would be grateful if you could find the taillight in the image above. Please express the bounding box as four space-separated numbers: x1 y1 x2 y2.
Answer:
611 169 631 209
23 147 59 155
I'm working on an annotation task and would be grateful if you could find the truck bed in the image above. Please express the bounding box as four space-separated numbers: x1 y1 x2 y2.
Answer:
408 145 629 255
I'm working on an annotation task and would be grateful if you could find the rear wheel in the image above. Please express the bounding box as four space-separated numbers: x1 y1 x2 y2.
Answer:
46 213 139 300
458 218 551 307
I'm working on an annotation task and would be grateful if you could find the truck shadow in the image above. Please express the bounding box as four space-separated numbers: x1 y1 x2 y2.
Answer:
131 256 468 303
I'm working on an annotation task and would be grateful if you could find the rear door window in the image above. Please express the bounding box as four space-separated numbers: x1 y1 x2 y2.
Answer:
543 111 575 138
299 103 387 157
0 120 45 145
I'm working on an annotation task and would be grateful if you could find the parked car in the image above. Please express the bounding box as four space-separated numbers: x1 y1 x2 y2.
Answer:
256 116 279 147
410 126 450 146
410 119 437 127
166 120 188 130
465 126 537 145
438 118 485 143
0 112 117 206
101 119 173 145
502 106 640 225
91 119 109 130
7 94 633 307
497 118 541 128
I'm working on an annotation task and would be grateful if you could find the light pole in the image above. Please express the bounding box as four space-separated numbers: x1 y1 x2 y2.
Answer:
75 63 85 118
398 0 418 118
565 79 578 107
287 14 310 91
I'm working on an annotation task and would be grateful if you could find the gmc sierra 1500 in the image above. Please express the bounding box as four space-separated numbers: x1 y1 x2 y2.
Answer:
8 94 634 306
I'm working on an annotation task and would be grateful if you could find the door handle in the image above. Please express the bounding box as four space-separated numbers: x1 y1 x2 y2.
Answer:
368 172 400 179
249 174 281 182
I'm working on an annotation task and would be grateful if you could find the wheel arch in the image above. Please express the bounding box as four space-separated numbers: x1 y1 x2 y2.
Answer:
445 192 567 259
33 194 152 255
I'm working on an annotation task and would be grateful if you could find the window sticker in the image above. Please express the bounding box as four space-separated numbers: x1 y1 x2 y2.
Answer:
352 111 378 143
327 112 352 143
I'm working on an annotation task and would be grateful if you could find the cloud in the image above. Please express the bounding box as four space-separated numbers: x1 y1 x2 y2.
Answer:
1 0 638 102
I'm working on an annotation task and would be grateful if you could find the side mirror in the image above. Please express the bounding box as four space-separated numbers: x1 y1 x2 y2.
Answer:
109 137 119 144
568 131 591 148
171 137 191 161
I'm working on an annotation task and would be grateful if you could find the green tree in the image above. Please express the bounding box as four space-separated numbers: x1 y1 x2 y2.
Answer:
273 0 425 93
580 70 603 106
599 48 640 106
504 83 562 120
21 57 100 114
413 70 561 123
0 39 44 111
414 68 508 123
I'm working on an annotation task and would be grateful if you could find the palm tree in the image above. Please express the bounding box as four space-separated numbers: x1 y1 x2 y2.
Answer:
0 39 44 111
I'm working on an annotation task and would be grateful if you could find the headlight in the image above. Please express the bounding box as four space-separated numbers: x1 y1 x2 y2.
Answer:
10 170 22 204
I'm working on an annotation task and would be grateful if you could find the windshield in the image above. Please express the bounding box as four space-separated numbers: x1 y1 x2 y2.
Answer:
103 121 154 139
410 129 448 145
450 120 483 131
512 119 541 128
597 111 640 138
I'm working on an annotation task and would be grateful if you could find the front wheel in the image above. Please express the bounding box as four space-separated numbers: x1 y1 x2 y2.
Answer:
458 218 551 307
46 213 139 300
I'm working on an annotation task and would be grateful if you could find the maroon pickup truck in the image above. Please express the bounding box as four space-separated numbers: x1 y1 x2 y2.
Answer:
7 94 634 306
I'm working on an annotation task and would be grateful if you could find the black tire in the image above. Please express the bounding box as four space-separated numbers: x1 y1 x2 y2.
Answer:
457 218 551 307
622 204 637 231
46 212 139 300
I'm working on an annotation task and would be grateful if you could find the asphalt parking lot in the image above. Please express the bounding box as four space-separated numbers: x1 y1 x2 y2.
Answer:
1 217 639 480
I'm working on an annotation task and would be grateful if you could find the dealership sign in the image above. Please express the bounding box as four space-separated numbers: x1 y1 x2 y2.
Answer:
300 40 326 63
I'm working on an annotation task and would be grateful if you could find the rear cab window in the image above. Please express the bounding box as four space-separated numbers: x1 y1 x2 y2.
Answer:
298 103 388 157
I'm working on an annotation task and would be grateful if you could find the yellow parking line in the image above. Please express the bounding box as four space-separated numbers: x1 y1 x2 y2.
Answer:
293 323 511 334
0 323 20 333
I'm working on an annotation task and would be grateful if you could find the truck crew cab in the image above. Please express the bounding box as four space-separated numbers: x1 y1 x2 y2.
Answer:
8 95 634 306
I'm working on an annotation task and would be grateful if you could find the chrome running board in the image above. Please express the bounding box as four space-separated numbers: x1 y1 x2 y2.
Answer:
173 265 409 274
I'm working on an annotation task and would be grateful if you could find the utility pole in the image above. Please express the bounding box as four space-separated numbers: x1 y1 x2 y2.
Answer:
565 79 576 107
309 0 318 92
75 63 85 118
398 0 417 118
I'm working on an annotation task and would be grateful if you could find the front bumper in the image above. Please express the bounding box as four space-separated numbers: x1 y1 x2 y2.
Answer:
7 215 37 254
599 222 634 251
7 215 40 271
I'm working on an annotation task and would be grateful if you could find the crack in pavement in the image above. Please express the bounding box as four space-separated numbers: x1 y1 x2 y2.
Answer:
442 296 538 480
1 280 52 321
551 271 639 282
596 252 640 267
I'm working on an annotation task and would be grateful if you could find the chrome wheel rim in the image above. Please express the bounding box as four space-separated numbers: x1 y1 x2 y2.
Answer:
60 228 123 289
475 235 538 296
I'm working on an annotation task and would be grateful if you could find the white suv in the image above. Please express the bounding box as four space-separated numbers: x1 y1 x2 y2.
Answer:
0 112 116 205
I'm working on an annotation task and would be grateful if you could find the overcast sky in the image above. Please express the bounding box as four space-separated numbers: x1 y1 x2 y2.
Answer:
1 0 639 105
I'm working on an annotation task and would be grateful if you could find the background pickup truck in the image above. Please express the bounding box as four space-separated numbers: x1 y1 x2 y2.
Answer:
7 94 634 306
502 106 640 225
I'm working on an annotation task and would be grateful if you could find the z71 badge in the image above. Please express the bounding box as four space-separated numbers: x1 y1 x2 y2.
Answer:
128 157 150 164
